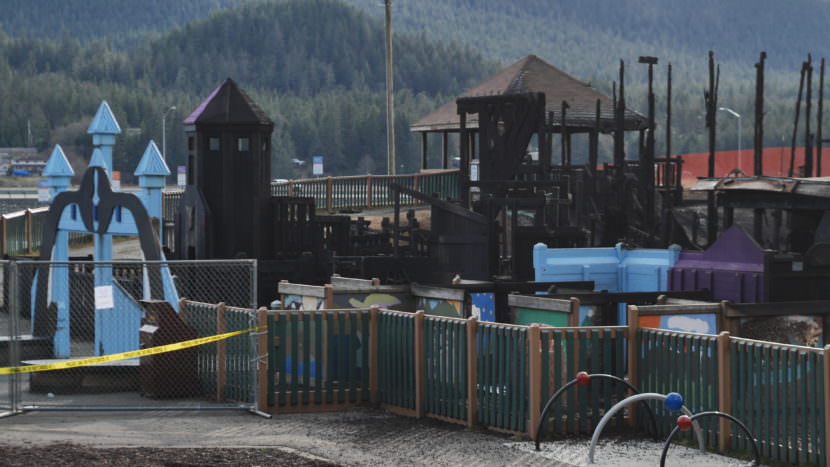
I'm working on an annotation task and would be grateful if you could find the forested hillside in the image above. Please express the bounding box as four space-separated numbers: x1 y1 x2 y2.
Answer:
344 0 830 158
1 0 828 177
0 0 494 180
0 0 252 46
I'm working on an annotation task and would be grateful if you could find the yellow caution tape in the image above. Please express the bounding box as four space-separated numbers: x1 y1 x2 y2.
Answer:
0 325 264 375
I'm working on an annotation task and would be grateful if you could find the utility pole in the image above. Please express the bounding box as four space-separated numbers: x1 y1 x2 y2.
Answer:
384 0 396 175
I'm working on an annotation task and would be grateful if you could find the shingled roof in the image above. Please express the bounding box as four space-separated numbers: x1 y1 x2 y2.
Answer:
184 78 273 126
411 55 647 133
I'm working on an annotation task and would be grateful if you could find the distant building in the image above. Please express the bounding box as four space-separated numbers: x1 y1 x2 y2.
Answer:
0 147 46 176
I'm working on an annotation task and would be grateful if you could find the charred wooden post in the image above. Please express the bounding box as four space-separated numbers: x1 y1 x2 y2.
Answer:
806 55 814 177
420 132 428 170
561 101 570 166
666 63 672 168
639 56 658 233
442 131 449 170
614 62 626 170
790 61 807 177
614 62 628 237
662 62 674 244
589 99 600 170
754 52 766 176
705 51 720 245
819 58 826 177
459 111 469 206
753 51 767 241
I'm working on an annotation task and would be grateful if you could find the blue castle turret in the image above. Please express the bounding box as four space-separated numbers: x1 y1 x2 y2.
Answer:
135 141 171 236
87 101 121 175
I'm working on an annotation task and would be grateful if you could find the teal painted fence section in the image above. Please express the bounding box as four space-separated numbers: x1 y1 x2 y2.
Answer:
181 300 219 397
637 328 720 448
477 323 528 433
424 316 467 421
730 339 825 466
378 310 416 410
270 309 371 409
539 326 628 436
223 305 258 403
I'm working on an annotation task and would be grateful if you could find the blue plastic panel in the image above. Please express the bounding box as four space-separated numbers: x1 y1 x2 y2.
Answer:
533 243 681 324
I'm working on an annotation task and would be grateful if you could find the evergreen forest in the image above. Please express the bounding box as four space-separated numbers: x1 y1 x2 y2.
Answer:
0 0 828 180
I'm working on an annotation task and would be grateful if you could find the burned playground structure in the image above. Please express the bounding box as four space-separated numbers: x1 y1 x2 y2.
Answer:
6 50 830 467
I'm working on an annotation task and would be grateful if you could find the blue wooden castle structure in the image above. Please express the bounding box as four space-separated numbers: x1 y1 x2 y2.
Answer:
36 101 179 358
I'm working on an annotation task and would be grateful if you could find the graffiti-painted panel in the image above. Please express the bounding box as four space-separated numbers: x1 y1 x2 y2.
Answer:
514 308 569 327
282 294 324 310
418 298 463 318
639 314 718 334
470 292 495 322
333 292 411 311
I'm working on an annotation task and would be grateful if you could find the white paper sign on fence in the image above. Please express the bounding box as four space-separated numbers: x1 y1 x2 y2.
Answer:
94 285 114 309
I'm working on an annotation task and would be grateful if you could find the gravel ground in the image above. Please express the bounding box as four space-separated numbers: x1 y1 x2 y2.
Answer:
0 407 758 466
0 444 338 466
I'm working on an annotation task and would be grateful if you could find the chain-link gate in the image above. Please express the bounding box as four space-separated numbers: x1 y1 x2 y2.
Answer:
1 260 264 415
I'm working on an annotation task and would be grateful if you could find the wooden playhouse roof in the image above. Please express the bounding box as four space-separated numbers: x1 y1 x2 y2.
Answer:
411 55 647 133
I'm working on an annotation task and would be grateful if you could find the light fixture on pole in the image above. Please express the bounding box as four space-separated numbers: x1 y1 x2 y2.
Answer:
162 105 177 161
719 107 741 172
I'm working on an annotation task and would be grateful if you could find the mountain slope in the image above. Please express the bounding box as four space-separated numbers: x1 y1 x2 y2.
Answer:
0 0 252 46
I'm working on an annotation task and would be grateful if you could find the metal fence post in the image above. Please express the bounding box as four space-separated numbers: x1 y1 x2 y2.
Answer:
414 311 425 417
366 175 373 209
216 302 227 401
370 305 379 405
717 331 732 452
528 324 542 440
250 260 258 310
466 316 478 427
8 262 19 413
626 305 640 427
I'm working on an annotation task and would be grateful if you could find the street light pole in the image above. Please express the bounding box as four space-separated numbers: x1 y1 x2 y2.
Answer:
719 107 741 172
384 0 396 175
162 105 176 161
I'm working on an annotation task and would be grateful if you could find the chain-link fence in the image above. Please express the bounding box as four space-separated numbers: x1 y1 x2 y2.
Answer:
0 260 262 414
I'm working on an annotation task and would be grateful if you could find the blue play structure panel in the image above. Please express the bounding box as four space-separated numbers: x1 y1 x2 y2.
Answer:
470 292 495 322
533 243 681 324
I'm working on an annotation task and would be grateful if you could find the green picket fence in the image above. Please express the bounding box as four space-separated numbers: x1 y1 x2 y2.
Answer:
730 338 826 466
539 327 628 436
268 309 371 410
378 310 416 410
424 316 467 422
476 322 528 433
637 328 720 448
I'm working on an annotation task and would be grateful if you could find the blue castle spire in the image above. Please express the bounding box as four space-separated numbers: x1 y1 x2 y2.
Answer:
87 101 121 173
135 141 171 177
87 101 122 136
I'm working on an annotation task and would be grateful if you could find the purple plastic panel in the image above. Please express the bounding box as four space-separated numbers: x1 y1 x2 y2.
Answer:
669 226 766 303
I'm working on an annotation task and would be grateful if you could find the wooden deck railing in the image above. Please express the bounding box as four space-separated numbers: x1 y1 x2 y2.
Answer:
163 170 460 225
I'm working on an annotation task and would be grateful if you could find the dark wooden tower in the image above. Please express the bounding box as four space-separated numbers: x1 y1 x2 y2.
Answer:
181 78 274 259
